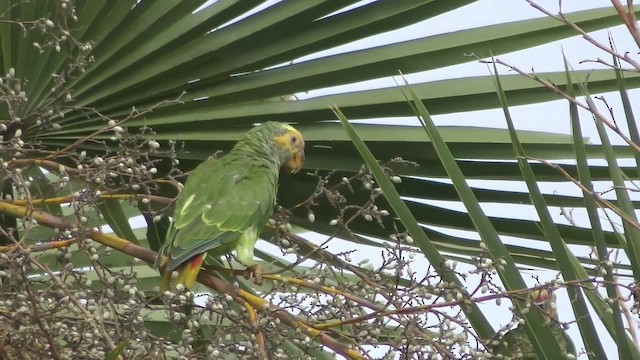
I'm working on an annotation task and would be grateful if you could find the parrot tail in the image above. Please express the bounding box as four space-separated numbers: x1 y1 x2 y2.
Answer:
160 253 207 292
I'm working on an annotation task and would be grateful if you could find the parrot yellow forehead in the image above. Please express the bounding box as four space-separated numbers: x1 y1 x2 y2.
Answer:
272 123 305 173
531 289 549 304
273 124 305 153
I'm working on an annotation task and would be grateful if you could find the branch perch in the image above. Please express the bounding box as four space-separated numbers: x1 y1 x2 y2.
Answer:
0 201 364 360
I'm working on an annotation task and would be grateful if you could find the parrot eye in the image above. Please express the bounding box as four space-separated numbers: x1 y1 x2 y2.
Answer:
289 135 298 144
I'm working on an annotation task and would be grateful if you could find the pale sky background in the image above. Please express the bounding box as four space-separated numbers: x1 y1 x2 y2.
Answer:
131 1 640 358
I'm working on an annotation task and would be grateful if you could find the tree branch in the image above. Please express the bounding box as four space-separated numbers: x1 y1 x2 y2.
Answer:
0 201 365 360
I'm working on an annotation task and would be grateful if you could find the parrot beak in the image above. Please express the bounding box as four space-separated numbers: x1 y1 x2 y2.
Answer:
284 150 305 173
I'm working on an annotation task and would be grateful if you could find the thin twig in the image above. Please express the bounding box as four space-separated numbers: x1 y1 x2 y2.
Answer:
528 156 640 232
0 201 365 360
527 0 640 70
44 93 185 160
611 0 640 49
486 57 640 154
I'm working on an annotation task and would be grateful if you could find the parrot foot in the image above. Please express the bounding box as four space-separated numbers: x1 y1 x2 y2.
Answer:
243 264 263 285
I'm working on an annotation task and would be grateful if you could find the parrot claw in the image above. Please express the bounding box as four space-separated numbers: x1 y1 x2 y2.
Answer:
244 264 263 285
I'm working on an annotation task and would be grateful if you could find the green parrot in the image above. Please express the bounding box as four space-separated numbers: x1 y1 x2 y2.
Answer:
156 122 305 292
490 289 576 359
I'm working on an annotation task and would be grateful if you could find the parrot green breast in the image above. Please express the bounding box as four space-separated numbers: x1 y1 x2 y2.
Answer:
491 323 576 359
157 152 279 272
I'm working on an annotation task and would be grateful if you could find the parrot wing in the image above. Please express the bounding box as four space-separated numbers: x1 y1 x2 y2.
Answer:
159 158 276 272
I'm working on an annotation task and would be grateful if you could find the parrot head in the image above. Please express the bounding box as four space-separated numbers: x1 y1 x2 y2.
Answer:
531 288 558 320
271 122 305 173
238 121 305 173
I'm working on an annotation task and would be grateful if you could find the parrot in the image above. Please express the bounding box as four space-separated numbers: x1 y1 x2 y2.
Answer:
156 122 305 292
489 289 576 359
